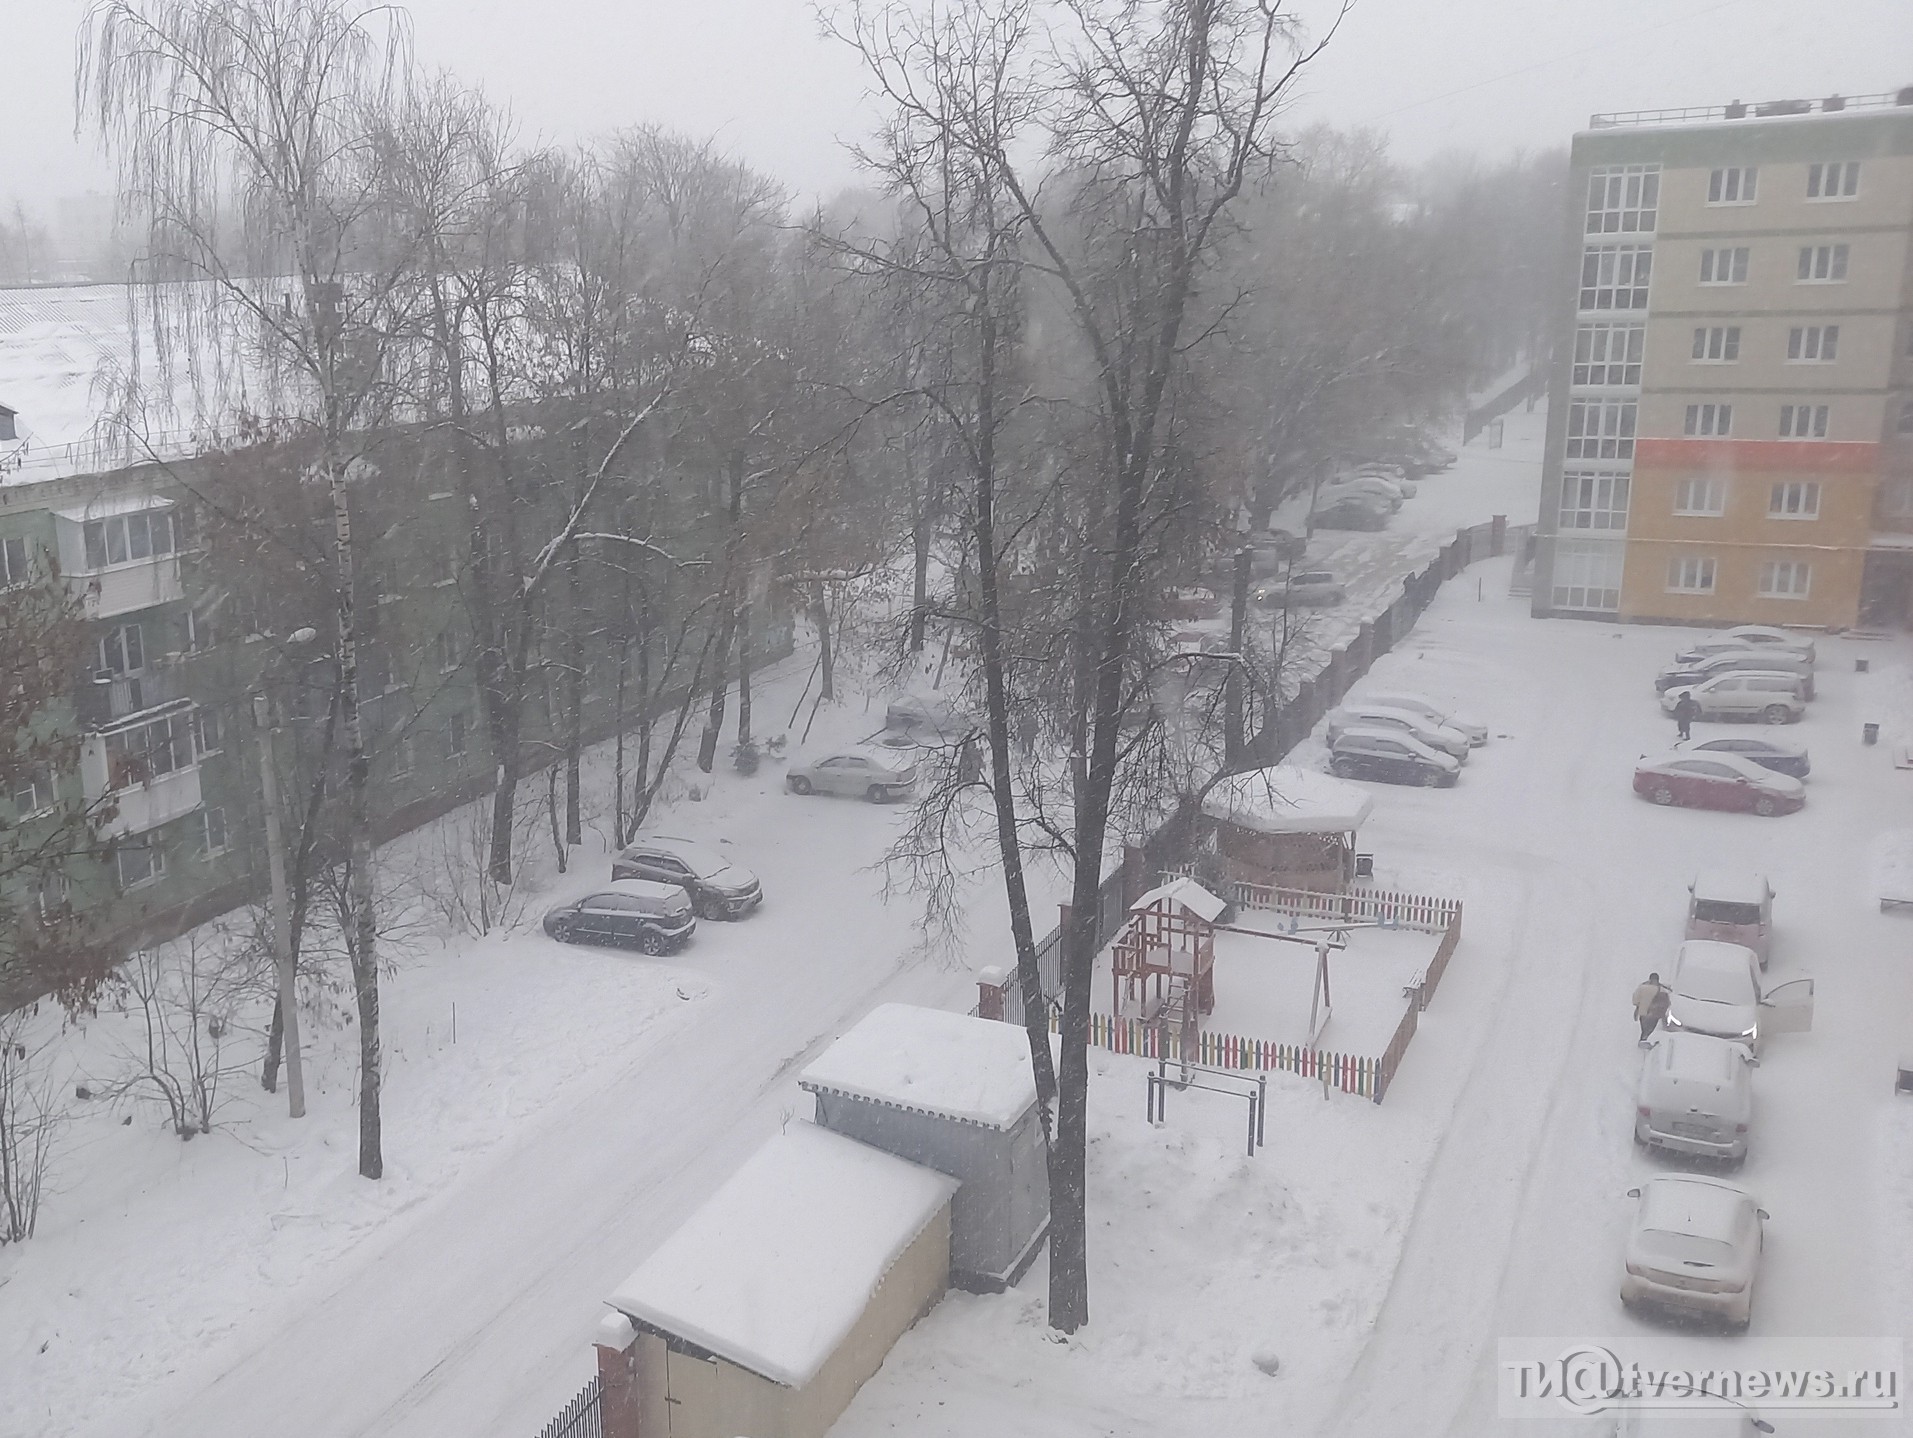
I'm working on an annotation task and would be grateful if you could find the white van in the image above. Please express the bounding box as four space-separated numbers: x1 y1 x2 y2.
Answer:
1635 1031 1756 1167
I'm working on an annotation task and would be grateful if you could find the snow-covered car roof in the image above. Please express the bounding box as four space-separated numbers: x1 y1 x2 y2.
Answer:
1640 751 1800 787
607 1123 955 1389
1200 764 1373 835
799 1003 1037 1130
626 835 732 876
1689 868 1771 905
1637 1175 1754 1244
1333 725 1454 763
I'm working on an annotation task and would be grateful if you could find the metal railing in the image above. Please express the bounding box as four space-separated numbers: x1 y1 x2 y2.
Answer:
1590 90 1909 129
531 1376 602 1438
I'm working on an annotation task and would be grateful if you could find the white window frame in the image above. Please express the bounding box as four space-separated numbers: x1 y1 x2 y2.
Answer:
1557 469 1630 530
1585 165 1660 235
103 711 194 792
1768 481 1822 519
1757 560 1812 599
1667 556 1718 594
1550 541 1624 612
446 710 469 759
98 622 147 677
10 765 55 818
434 629 462 674
1673 477 1727 517
1683 403 1733 438
1565 399 1636 459
1691 326 1740 363
81 509 177 572
1698 247 1749 285
1571 323 1644 387
1706 167 1758 205
1805 161 1860 200
192 706 224 757
200 806 230 857
1779 404 1830 440
1579 243 1653 311
1786 325 1839 363
116 842 166 892
1796 244 1849 283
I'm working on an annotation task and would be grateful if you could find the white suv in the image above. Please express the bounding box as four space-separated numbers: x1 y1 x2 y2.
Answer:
1660 672 1805 725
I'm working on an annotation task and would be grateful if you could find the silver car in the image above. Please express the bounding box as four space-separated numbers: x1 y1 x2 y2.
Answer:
1661 940 1813 1056
1254 570 1344 607
1620 1175 1766 1331
1660 672 1805 725
1357 691 1488 746
1326 703 1470 760
1657 648 1815 700
1634 1030 1756 1167
786 745 920 802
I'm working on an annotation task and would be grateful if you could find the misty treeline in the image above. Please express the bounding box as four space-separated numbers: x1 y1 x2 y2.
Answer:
11 0 1557 1261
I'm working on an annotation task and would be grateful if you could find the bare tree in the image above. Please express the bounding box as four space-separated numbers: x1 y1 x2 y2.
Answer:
0 1007 68 1244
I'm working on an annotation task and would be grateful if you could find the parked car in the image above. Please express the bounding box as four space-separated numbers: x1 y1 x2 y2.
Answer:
1656 649 1815 700
1327 726 1460 787
1319 474 1405 511
1254 570 1344 607
1686 869 1774 967
1633 752 1805 816
1675 633 1814 668
1673 735 1809 780
612 836 763 920
1310 496 1389 531
1620 1175 1766 1331
542 879 697 955
882 692 974 746
1635 1030 1757 1167
786 745 920 802
1349 462 1416 497
1357 690 1488 746
1254 528 1307 562
1325 703 1472 761
1661 939 1813 1054
1659 673 1806 725
1165 586 1223 620
1724 624 1816 661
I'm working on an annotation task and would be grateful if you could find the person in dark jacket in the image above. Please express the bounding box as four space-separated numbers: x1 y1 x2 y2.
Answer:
1673 692 1700 741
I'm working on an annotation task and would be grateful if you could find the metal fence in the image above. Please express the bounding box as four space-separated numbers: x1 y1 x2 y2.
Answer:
532 1376 602 1438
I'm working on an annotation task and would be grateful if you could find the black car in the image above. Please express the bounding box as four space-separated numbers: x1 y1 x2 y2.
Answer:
1327 727 1460 788
612 836 763 919
1676 735 1812 780
543 880 697 955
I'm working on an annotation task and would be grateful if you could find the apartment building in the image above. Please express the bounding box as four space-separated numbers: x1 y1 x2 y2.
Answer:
1533 90 1913 629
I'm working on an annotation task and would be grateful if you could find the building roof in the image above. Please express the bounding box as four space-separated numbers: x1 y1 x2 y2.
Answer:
1201 765 1373 835
1130 876 1227 924
799 1003 1037 1130
607 1123 957 1389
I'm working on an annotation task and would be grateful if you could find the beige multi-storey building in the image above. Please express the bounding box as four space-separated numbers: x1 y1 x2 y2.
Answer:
1533 90 1913 629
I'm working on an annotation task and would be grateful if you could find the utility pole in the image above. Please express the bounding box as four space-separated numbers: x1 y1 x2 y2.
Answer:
253 682 306 1120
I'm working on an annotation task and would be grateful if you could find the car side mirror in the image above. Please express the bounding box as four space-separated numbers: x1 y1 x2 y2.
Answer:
1742 1052 1760 1067
1757 1208 1771 1220
1752 1422 1774 1435
1625 1187 1641 1199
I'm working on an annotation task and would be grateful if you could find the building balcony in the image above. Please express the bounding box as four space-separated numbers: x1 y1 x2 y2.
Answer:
67 554 183 621
81 697 204 839
74 667 184 729
88 760 203 840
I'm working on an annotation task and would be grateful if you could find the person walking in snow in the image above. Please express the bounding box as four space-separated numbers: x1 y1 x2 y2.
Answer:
1633 972 1671 1043
1673 691 1699 741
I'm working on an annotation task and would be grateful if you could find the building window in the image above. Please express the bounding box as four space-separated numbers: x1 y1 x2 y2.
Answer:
1796 244 1849 282
183 607 215 653
1572 323 1644 386
1667 556 1717 594
1691 326 1740 362
388 732 417 779
103 711 191 790
10 765 55 818
35 870 71 922
200 806 229 857
0 534 30 587
81 509 177 570
1779 404 1830 439
1550 541 1624 612
1674 477 1727 516
1579 244 1653 311
434 629 462 674
1558 470 1630 530
446 711 469 759
1566 400 1636 459
1758 561 1812 598
1768 481 1822 519
1806 161 1860 199
1586 165 1659 234
116 843 165 892
1786 325 1839 362
1698 247 1749 285
98 623 146 677
193 706 224 757
1882 479 1913 519
1898 399 1913 436
1706 167 1757 205
1682 403 1733 438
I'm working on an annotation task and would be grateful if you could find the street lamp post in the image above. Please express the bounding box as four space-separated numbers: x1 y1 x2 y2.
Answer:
253 626 315 1120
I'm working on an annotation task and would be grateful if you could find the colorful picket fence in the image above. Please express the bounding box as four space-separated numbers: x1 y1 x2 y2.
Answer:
1197 875 1462 936
1060 1010 1383 1099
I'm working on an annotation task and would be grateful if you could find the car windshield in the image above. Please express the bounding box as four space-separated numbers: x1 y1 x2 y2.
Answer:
1678 965 1752 1005
1692 900 1761 926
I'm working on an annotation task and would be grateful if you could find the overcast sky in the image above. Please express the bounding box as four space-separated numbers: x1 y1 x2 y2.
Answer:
7 0 1908 222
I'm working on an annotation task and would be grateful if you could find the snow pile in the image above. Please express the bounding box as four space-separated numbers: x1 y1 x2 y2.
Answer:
607 1122 957 1388
800 1003 1037 1130
1201 765 1373 835
1871 830 1913 907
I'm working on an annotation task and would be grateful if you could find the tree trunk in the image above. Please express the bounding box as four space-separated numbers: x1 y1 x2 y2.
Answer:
810 581 835 703
1224 543 1250 764
735 595 753 746
563 550 584 848
696 600 736 773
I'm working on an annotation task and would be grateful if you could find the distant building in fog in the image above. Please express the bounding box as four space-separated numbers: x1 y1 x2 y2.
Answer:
1532 89 1913 629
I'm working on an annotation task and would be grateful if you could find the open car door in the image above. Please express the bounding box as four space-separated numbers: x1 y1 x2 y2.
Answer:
1760 976 1815 1035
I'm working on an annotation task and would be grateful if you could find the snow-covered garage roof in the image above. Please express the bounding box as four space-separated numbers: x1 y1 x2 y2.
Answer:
1201 765 1373 835
607 1123 956 1389
800 1003 1037 1130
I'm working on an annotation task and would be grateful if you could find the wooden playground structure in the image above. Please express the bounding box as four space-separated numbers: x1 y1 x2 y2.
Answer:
1110 878 1224 1030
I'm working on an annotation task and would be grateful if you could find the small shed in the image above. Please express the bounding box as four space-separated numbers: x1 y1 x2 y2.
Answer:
801 1003 1048 1293
607 1122 956 1438
1111 877 1226 1019
1201 764 1374 891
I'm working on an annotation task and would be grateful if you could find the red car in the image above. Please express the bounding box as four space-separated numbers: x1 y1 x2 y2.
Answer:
1633 751 1805 817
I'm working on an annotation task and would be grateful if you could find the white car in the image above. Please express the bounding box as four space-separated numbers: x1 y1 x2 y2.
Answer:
786 745 920 803
1635 1030 1756 1166
1660 672 1805 725
1661 940 1813 1055
1675 634 1814 668
1358 691 1487 746
1318 474 1404 512
1621 1175 1766 1331
1724 624 1815 662
1326 703 1470 761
